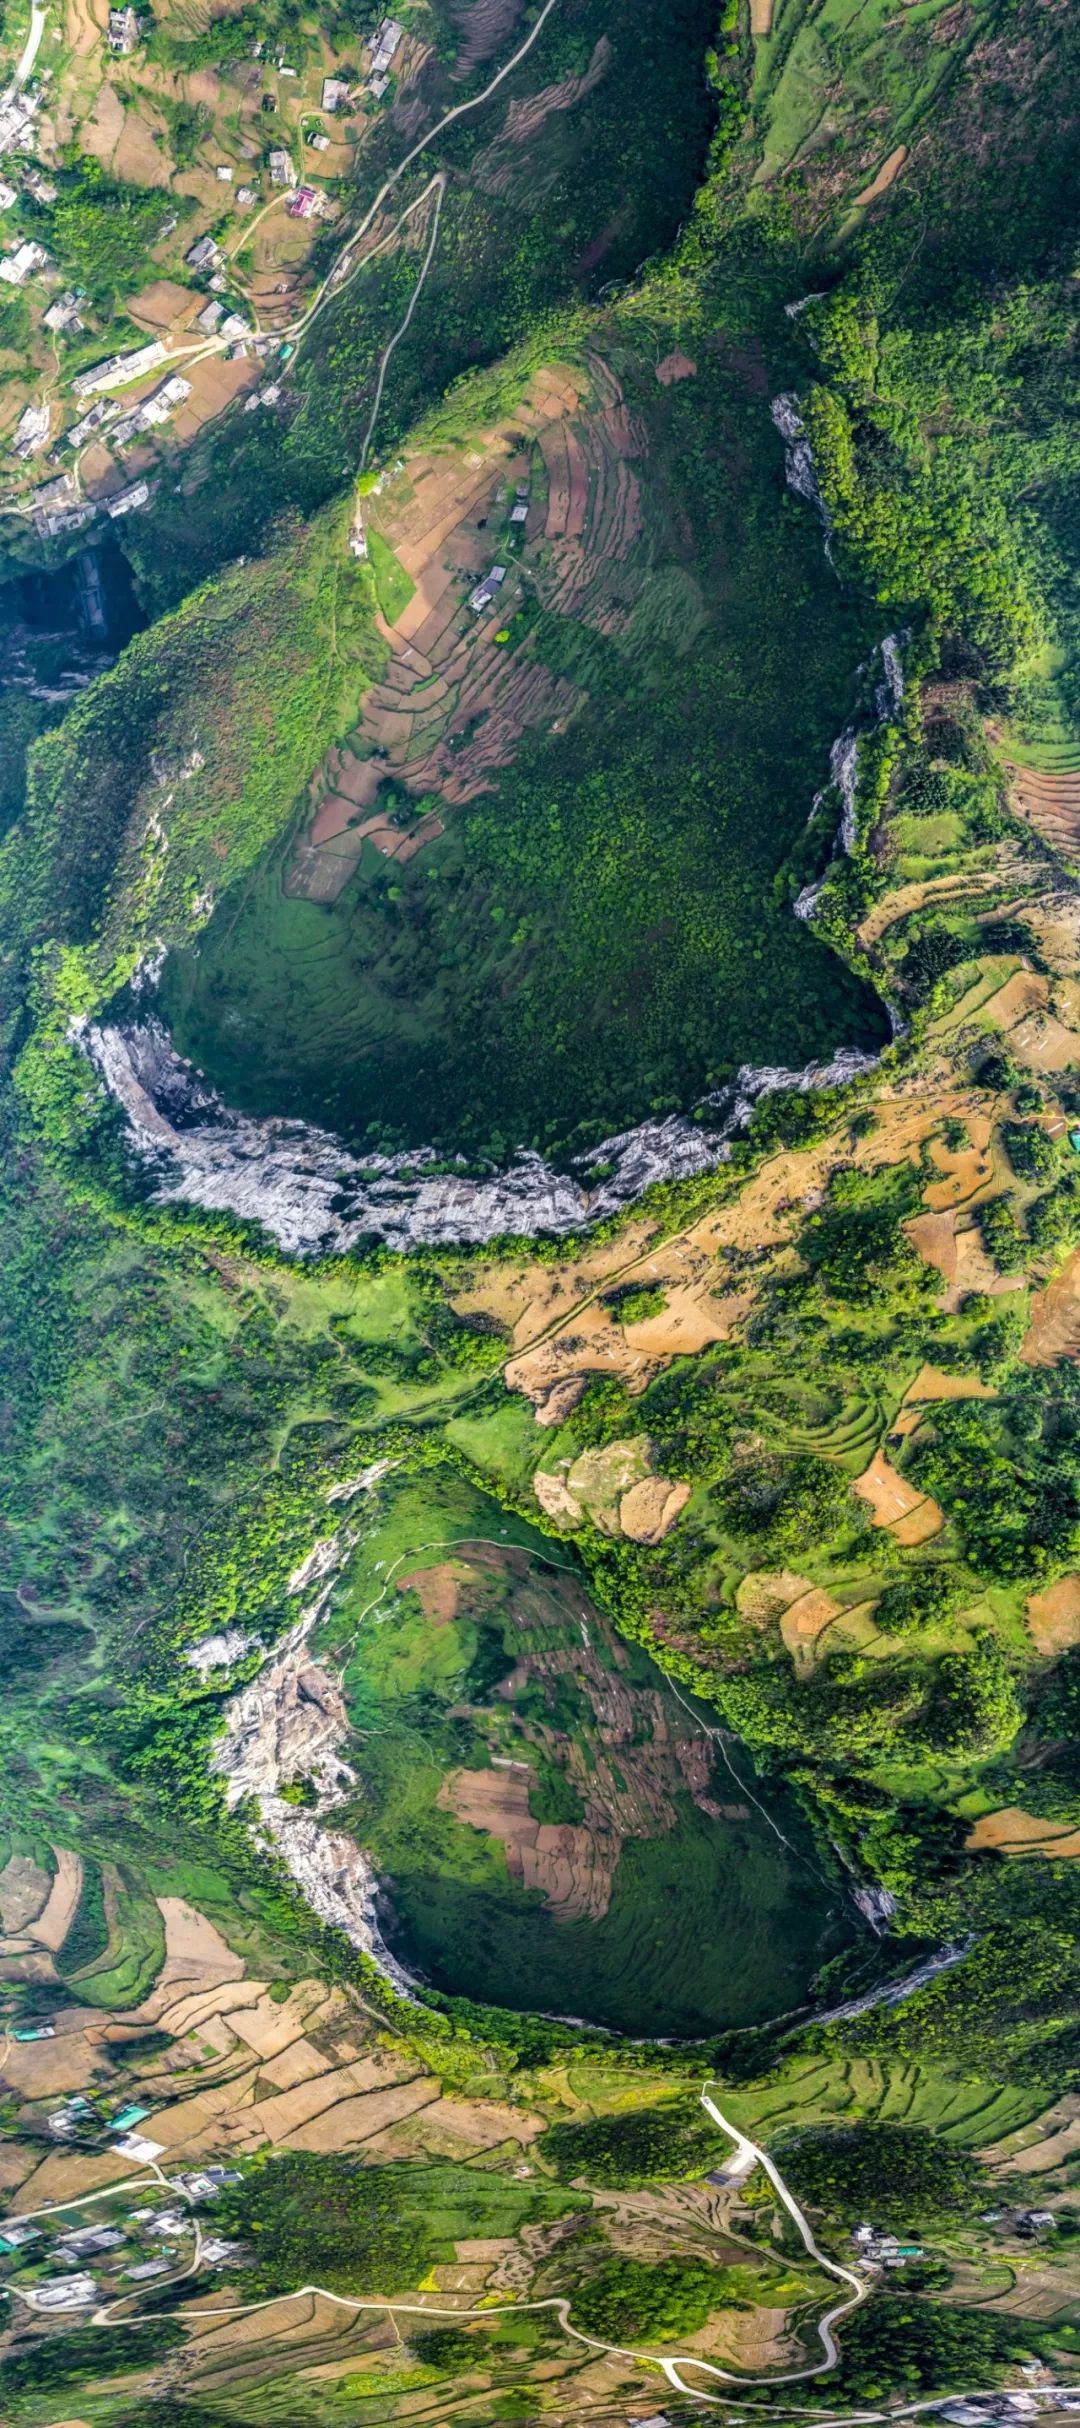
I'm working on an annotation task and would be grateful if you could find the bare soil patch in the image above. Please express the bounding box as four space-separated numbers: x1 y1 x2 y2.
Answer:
618 1475 691 1543
0 1853 50 1934
239 2050 419 2146
981 967 1080 1075
655 349 697 385
132 1898 245 2024
621 1284 746 1359
439 1763 620 1922
1026 1572 1080 1655
26 1849 83 1953
257 2036 334 2093
80 76 126 169
228 1983 331 2060
854 1450 944 1544
113 101 172 187
967 1806 1080 1859
451 0 525 78
171 351 261 441
779 1587 843 1678
922 1109 995 1211
563 1436 651 1528
904 1363 997 1405
1022 1246 1080 1368
1008 763 1080 854
1 2024 113 2098
853 144 907 206
66 0 110 57
280 2078 441 2153
130 279 202 333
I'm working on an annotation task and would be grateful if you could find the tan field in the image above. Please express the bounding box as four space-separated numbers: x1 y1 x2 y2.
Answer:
979 967 1080 1074
26 1849 84 1952
779 1588 843 1677
903 1363 998 1405
966 1806 1080 1858
397 1561 467 1623
853 1450 944 1544
131 1896 246 2022
277 2079 443 2154
618 1474 692 1543
1026 1572 1080 1654
922 1109 996 1211
1022 1245 1080 1367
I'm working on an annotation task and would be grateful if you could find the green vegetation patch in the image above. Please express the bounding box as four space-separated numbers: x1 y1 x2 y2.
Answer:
570 2253 732 2344
780 2121 986 2227
544 2098 719 2187
214 2151 581 2298
834 2295 1045 2399
0 2319 184 2402
367 531 417 626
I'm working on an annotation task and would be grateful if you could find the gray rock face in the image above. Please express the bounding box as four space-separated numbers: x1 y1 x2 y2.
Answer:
183 1629 254 1675
208 1487 418 1998
76 1016 881 1259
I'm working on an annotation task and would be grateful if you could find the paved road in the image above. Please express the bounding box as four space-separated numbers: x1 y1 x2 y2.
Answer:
648 2088 870 2401
8 0 47 95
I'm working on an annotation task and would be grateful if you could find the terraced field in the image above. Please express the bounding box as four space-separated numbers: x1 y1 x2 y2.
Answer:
1003 656 1080 856
158 315 888 1158
722 2055 1046 2152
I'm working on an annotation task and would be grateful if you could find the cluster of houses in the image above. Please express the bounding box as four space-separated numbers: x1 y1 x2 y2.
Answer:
366 15 404 99
0 77 39 165
0 2161 245 2312
851 2221 924 2268
110 371 191 449
0 235 49 286
939 2394 1080 2428
319 15 402 114
72 338 167 399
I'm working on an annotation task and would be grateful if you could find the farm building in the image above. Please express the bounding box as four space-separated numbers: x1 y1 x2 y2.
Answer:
185 233 221 272
367 16 403 81
108 6 140 51
105 479 150 518
11 401 50 457
43 292 83 334
469 565 507 614
0 238 49 284
72 340 166 396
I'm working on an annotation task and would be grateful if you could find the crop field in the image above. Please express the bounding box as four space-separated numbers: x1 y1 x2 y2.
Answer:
160 315 888 1161
722 2054 1048 2152
751 0 999 194
326 1467 852 2035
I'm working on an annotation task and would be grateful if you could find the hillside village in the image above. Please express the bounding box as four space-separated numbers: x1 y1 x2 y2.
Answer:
0 0 418 533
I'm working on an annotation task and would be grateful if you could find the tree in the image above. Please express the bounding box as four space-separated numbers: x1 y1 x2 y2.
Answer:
781 2123 985 2228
